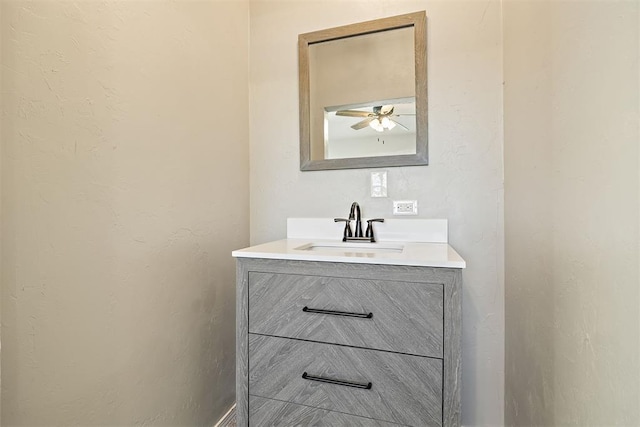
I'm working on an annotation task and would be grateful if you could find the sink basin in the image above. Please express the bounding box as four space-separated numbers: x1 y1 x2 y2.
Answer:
294 242 404 255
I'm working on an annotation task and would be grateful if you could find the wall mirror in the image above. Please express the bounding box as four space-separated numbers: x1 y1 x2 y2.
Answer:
299 11 427 171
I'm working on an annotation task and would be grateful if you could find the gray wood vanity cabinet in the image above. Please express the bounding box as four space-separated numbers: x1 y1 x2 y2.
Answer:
236 258 462 427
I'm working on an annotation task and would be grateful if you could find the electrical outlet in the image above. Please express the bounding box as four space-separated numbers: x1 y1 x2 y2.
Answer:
393 200 418 215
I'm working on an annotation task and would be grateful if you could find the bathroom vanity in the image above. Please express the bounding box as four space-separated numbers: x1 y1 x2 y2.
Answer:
233 219 465 426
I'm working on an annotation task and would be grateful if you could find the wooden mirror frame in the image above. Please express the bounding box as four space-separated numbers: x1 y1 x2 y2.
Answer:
299 11 427 171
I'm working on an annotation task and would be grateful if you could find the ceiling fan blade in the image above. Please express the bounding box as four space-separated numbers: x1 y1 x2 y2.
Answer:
390 118 410 131
335 110 373 118
380 105 394 115
351 118 374 130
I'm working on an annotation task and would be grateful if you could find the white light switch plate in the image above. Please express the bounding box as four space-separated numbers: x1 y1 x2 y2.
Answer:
370 171 388 198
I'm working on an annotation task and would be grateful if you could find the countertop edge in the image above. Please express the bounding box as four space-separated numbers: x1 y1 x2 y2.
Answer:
232 239 466 269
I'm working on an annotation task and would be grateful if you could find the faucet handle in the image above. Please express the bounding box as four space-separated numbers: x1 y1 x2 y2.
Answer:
334 218 353 241
365 218 385 241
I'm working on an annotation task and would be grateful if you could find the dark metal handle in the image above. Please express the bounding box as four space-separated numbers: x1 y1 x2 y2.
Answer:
365 218 385 241
302 372 372 390
302 306 373 319
334 218 353 239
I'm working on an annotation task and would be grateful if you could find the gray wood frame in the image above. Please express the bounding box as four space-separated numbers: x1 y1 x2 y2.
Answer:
236 258 462 426
298 11 428 171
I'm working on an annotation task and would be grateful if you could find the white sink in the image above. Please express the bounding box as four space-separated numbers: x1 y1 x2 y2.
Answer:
294 242 405 255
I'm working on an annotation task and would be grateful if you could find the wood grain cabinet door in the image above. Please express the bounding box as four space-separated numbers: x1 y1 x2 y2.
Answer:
249 272 444 358
249 335 443 427
250 396 409 426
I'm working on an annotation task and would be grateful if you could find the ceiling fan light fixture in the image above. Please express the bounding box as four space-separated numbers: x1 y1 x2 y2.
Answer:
369 119 384 132
381 116 395 130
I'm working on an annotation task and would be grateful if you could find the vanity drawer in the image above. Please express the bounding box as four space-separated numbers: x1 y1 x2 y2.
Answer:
249 272 444 358
249 334 443 427
250 395 407 426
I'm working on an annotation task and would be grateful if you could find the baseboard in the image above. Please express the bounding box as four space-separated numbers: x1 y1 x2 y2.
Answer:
214 403 236 427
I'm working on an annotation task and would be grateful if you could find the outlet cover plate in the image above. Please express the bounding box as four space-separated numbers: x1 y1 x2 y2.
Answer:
393 200 418 215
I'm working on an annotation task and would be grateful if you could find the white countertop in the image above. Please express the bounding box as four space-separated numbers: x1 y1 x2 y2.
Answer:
232 218 466 268
232 238 466 268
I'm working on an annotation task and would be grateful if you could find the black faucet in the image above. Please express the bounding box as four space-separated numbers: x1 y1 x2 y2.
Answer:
334 202 384 242
349 202 363 237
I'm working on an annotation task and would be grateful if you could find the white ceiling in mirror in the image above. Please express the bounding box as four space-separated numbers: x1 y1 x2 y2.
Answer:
323 97 417 160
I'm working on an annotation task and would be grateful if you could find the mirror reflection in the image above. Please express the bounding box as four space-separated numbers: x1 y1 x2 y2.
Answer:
324 97 416 159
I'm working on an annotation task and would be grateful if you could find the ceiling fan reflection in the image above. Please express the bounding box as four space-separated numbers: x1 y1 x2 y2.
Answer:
335 105 415 132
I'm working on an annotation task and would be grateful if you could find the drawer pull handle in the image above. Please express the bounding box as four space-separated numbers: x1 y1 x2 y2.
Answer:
302 306 373 319
302 372 372 390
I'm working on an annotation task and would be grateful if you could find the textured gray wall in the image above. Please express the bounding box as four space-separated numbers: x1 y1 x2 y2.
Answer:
1 1 249 424
504 1 640 425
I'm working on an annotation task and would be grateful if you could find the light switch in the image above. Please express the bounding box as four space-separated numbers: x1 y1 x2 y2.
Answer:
370 171 388 198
